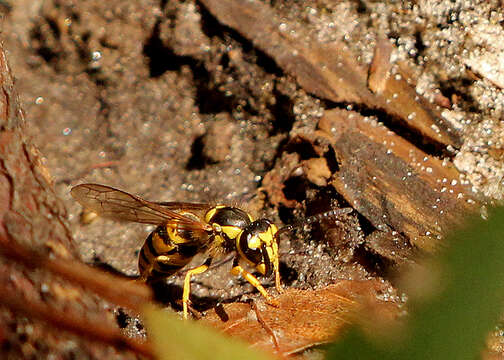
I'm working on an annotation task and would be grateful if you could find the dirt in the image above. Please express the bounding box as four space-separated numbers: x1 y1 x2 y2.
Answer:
2 0 504 357
3 0 360 299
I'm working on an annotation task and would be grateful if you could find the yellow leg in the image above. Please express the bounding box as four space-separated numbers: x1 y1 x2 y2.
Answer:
183 261 210 319
231 264 279 307
273 255 283 294
274 267 283 294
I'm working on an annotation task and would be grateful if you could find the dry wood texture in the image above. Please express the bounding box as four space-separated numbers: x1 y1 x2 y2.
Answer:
200 0 462 148
318 108 476 252
199 0 480 255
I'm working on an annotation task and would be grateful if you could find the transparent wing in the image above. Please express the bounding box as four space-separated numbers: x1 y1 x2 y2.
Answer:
153 201 215 211
71 183 213 230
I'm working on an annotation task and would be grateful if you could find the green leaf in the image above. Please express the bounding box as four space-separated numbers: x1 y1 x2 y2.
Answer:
328 206 504 359
143 305 274 360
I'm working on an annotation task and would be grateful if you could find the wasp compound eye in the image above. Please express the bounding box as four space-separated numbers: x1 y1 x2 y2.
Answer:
261 243 272 277
238 230 262 265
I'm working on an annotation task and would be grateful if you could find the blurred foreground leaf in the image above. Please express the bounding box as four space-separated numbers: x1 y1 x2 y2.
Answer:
143 305 274 360
328 206 504 359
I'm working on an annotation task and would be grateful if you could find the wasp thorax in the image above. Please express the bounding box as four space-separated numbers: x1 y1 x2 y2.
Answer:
204 206 253 241
205 206 251 228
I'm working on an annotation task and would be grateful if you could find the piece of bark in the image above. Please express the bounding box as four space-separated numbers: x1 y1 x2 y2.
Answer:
318 109 477 252
0 42 143 359
261 151 301 208
199 0 462 148
365 230 416 264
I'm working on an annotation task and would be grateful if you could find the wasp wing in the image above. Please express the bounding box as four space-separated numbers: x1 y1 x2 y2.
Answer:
71 183 212 231
153 201 214 211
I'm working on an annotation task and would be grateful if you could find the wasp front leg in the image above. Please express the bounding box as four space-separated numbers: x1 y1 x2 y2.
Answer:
182 257 212 319
274 268 283 294
230 258 279 307
273 250 283 294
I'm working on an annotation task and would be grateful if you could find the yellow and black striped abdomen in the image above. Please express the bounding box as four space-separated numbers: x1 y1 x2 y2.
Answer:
138 224 207 281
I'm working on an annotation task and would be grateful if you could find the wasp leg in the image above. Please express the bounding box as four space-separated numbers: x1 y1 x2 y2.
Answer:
230 258 279 307
273 256 283 294
136 265 152 283
138 255 171 283
183 258 212 320
274 267 284 294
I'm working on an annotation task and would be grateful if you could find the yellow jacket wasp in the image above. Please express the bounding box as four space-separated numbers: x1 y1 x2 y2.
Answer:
71 183 351 319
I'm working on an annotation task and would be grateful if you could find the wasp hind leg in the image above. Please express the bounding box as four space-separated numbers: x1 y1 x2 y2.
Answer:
230 258 279 307
183 257 212 320
137 255 174 283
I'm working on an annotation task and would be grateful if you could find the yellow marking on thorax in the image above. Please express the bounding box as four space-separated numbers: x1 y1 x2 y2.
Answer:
205 206 255 224
204 206 224 223
221 225 242 240
206 233 225 249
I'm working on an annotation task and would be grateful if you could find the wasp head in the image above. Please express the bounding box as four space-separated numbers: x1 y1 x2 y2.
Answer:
237 219 279 279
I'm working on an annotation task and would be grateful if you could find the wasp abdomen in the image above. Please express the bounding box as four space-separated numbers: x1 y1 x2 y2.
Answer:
139 225 202 281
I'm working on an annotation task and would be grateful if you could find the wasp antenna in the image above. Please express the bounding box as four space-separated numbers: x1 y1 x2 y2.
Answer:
304 207 353 224
274 224 295 240
275 207 353 240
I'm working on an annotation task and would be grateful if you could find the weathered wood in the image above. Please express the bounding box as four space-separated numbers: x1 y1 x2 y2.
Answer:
318 109 477 251
200 0 462 147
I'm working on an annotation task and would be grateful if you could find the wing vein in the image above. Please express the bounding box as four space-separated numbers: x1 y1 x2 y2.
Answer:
71 184 213 231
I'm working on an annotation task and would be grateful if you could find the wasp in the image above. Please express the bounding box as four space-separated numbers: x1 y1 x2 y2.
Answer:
71 183 351 319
